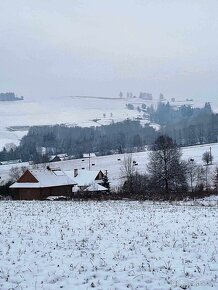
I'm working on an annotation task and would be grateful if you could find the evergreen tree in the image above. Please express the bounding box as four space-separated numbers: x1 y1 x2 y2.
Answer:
101 174 110 192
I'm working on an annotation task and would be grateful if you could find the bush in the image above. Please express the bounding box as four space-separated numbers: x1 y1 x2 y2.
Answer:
0 181 13 197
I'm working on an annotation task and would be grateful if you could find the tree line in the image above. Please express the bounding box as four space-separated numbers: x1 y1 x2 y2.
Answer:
1 135 217 201
119 135 217 200
150 101 218 146
0 102 218 163
0 120 157 163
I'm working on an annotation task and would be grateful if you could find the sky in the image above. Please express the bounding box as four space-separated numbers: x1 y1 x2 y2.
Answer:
0 0 218 101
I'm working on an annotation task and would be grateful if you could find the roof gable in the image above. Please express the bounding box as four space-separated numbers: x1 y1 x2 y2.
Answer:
95 170 104 180
17 170 39 183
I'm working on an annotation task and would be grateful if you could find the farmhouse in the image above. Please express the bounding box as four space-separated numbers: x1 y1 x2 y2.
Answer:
10 168 108 200
10 167 76 200
49 155 61 162
49 153 69 162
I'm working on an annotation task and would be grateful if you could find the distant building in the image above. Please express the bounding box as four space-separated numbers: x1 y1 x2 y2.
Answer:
49 153 68 162
49 155 61 162
139 92 153 100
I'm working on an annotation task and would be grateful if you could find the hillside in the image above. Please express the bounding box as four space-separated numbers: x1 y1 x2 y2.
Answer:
1 95 216 150
1 142 218 189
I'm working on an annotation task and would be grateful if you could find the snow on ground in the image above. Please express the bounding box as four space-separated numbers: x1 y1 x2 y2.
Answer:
0 96 142 149
0 201 217 290
176 195 218 207
0 126 28 149
1 94 210 150
1 143 218 189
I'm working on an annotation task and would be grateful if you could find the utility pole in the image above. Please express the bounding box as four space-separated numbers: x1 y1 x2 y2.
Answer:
206 164 208 190
189 158 194 192
210 147 212 165
88 153 91 171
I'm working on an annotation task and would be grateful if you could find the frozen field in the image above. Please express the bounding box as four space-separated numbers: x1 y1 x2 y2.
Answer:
0 201 217 290
1 142 218 188
0 96 145 150
1 95 216 150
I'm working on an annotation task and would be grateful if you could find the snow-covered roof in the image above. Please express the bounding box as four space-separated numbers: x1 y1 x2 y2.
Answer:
64 170 102 187
85 183 108 192
10 169 76 189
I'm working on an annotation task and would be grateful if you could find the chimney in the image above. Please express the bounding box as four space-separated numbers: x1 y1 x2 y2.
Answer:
74 168 78 177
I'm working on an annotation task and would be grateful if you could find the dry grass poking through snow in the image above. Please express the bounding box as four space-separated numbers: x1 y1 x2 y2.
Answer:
0 201 218 290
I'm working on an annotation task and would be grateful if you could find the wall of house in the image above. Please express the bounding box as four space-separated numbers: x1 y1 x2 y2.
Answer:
14 185 73 200
19 188 41 200
40 185 72 199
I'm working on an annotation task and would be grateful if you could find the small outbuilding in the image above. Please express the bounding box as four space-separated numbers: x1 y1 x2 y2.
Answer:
64 169 106 191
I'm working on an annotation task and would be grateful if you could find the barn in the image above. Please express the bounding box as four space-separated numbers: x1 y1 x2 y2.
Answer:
10 167 76 200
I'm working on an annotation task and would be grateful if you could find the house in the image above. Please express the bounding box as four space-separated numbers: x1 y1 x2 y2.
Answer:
49 153 68 162
10 167 109 200
49 155 61 162
10 167 76 200
64 169 108 192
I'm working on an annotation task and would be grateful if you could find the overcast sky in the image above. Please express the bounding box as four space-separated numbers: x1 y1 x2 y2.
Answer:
0 0 218 100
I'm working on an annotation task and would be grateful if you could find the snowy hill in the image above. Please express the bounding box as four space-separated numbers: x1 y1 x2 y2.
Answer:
1 142 218 189
1 94 216 150
0 96 147 149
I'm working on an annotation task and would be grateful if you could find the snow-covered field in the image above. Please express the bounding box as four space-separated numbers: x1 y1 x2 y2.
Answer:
0 201 217 290
0 96 145 150
1 142 218 189
1 95 216 150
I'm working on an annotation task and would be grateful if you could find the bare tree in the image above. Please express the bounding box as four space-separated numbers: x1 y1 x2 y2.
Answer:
5 143 17 152
186 159 199 192
202 151 213 165
121 154 135 179
120 154 136 195
9 166 27 182
202 151 213 189
195 165 206 191
147 135 187 198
